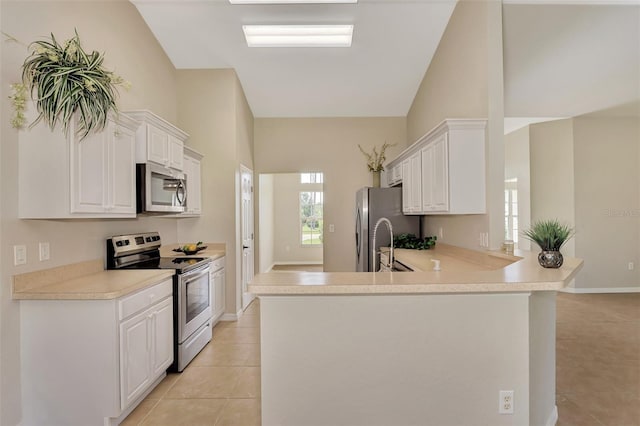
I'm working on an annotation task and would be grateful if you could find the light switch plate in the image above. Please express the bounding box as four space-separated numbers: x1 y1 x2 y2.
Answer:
39 242 50 261
14 245 27 265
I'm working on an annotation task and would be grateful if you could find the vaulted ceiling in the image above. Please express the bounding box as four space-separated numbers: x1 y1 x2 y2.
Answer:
133 0 640 120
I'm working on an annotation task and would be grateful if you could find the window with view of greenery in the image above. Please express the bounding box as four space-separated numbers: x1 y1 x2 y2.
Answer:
300 190 323 247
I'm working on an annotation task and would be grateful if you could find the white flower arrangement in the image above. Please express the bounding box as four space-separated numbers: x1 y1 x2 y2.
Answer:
358 142 396 172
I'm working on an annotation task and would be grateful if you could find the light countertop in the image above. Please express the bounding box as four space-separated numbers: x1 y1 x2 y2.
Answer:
159 242 226 260
13 260 174 300
13 242 226 301
249 244 583 295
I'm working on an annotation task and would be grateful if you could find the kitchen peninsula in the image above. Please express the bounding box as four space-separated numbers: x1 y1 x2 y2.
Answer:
249 245 583 426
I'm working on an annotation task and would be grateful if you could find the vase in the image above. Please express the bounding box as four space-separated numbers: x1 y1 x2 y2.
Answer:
538 250 563 268
372 171 381 188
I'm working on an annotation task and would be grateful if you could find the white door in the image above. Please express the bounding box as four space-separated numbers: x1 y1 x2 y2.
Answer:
241 166 255 310
119 309 152 409
150 297 174 377
109 121 136 214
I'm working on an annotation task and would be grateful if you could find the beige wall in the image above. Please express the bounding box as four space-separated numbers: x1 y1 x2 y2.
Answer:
258 174 275 273
272 174 323 264
529 119 576 258
0 2 179 424
406 0 504 250
176 69 254 316
254 117 407 272
505 126 532 250
573 116 639 289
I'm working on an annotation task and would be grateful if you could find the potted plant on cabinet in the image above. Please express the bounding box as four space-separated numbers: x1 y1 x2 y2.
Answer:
358 142 396 188
523 219 574 268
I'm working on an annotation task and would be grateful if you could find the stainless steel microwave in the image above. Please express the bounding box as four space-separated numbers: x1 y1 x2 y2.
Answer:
136 163 186 214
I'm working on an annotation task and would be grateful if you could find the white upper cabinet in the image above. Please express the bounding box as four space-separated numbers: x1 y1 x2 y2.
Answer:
125 110 188 172
387 119 486 216
180 146 203 217
19 107 140 219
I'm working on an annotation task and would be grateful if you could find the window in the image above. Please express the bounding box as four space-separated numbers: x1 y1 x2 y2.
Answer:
300 172 324 247
301 172 323 184
505 179 518 244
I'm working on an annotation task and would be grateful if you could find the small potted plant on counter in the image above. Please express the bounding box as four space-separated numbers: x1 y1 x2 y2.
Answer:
523 219 574 268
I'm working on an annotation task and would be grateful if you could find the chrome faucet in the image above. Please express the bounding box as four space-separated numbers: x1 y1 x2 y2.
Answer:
372 217 394 272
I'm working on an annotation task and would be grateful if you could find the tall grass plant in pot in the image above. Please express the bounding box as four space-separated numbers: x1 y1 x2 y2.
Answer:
523 219 574 268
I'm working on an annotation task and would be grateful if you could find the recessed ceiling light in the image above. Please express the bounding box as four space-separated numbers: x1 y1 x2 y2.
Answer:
231 0 356 3
242 25 354 47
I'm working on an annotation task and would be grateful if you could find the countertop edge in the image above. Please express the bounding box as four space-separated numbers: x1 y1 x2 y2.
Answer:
13 270 175 301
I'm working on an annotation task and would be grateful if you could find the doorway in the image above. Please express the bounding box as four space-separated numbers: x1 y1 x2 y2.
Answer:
240 165 255 310
258 172 324 273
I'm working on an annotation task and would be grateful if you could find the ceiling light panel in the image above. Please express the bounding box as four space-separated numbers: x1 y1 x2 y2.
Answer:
243 25 353 47
231 0 356 3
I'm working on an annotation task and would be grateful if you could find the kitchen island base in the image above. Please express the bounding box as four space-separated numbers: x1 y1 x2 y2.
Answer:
260 292 557 426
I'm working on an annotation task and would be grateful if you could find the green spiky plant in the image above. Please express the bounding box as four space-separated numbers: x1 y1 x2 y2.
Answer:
20 30 128 140
523 220 574 251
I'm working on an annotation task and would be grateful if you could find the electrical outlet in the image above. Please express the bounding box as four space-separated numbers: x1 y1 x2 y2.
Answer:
629 262 634 271
499 390 514 414
39 242 50 261
329 224 335 233
14 245 27 266
439 227 443 239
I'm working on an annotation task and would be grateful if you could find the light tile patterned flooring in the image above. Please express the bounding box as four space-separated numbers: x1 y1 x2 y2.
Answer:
123 293 639 426
556 293 640 426
122 299 261 426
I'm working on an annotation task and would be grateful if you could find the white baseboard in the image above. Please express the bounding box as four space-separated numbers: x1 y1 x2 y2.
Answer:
273 261 323 266
545 405 558 426
220 312 239 321
560 286 640 294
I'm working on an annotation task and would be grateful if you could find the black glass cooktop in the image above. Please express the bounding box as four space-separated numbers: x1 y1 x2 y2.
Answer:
122 257 209 273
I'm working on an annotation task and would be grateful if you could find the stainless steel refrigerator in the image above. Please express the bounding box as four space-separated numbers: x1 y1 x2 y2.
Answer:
355 187 421 272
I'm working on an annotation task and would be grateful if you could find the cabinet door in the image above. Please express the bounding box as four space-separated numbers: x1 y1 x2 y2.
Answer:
168 136 184 171
401 160 410 213
70 127 106 213
189 158 202 214
120 309 152 409
409 152 422 213
212 269 225 319
147 124 168 166
421 146 433 211
109 122 136 214
431 134 449 212
150 297 174 377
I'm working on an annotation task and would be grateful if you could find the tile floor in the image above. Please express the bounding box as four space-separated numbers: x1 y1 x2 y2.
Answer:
556 292 640 426
270 264 324 272
122 299 261 426
123 293 639 426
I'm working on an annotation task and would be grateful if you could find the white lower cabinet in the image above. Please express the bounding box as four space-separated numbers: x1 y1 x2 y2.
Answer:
120 296 173 409
210 256 226 323
20 278 174 426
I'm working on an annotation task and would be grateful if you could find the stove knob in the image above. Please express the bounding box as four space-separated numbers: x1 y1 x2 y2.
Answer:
116 241 123 247
124 240 130 246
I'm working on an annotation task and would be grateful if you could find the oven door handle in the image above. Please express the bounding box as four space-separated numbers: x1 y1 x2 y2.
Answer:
182 266 210 281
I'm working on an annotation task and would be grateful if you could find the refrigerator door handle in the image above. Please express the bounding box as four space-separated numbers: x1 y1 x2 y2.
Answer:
355 208 361 258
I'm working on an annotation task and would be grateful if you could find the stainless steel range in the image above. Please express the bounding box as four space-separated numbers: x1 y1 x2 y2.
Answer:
107 232 213 372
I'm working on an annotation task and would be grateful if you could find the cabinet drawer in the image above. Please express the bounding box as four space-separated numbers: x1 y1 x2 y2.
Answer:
119 279 173 320
210 256 225 272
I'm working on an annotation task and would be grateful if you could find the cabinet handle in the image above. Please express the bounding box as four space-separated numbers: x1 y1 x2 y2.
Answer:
114 127 121 138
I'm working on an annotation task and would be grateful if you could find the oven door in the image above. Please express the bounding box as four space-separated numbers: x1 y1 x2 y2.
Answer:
137 163 186 214
178 264 212 343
